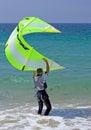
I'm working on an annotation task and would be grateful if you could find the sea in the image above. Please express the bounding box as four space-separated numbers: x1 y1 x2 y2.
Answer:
0 23 91 130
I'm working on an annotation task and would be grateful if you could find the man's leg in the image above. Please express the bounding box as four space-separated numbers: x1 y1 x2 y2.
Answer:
38 100 43 114
44 98 52 115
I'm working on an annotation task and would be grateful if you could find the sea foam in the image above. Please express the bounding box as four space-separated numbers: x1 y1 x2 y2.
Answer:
0 104 91 130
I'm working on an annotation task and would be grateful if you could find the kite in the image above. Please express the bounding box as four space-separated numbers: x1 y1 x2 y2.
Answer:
5 17 64 71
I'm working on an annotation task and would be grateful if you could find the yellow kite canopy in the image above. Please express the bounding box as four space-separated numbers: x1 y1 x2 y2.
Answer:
5 17 64 71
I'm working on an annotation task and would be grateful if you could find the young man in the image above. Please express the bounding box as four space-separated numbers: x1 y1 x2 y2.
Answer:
33 58 52 116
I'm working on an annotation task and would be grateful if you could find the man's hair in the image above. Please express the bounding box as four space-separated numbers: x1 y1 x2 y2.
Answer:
37 68 43 74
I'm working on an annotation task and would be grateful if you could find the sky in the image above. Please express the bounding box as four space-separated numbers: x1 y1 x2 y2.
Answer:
0 0 91 23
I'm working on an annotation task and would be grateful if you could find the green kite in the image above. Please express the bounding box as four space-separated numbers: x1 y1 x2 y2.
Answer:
5 17 64 71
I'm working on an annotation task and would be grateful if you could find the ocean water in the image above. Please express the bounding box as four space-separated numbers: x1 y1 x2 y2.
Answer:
0 23 91 130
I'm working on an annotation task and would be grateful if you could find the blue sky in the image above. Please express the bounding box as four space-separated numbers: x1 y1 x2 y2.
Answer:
0 0 91 23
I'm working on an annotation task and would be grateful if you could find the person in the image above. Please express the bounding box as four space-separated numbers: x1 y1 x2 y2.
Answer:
33 58 52 116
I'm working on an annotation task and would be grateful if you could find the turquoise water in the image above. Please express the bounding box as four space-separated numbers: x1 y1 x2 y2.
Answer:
0 23 91 108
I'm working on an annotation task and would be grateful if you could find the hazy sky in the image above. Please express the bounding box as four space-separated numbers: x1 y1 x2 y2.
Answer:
0 0 91 23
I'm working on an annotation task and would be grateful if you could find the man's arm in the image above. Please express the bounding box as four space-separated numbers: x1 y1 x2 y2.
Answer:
32 71 36 78
43 58 50 73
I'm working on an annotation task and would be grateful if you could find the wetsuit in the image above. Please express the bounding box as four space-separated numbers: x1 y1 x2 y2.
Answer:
33 72 52 115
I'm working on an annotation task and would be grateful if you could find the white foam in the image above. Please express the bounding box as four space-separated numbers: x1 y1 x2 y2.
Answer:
77 106 91 109
0 104 91 130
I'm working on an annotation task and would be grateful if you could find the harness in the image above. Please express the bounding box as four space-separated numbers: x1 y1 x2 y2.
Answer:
37 90 49 101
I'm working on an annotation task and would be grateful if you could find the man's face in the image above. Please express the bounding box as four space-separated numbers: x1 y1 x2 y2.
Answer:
39 70 43 76
37 68 43 76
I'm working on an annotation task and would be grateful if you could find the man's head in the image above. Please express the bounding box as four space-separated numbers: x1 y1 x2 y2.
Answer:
37 68 43 76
